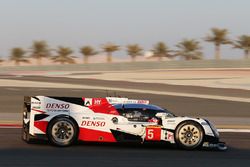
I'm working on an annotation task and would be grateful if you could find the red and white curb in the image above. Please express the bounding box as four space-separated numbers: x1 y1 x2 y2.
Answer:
0 124 22 128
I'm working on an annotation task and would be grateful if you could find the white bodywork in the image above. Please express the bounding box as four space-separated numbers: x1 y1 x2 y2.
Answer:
26 96 218 144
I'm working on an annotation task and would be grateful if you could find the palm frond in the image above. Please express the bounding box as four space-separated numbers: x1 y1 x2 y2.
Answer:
176 39 203 60
9 47 29 65
102 43 120 53
30 40 51 59
126 44 143 58
205 28 231 45
151 42 172 59
80 46 97 56
233 35 250 49
51 46 75 64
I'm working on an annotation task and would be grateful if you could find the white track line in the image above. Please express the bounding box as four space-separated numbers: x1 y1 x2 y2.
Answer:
218 129 250 133
1 79 250 103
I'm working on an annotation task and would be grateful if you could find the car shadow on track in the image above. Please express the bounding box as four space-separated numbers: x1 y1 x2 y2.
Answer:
24 138 227 152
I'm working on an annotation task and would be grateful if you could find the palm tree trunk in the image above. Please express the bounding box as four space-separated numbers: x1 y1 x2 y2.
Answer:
84 56 88 64
131 56 136 62
15 61 19 66
107 52 112 63
215 45 221 60
37 57 42 65
244 50 250 59
158 56 163 61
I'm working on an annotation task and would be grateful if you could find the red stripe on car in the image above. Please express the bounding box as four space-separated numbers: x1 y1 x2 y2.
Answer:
34 121 48 133
78 127 116 142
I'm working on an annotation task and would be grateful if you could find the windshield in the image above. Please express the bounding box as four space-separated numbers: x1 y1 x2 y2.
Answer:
114 103 175 122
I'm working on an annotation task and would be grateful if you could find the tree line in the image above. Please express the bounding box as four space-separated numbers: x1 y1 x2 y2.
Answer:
1 28 250 65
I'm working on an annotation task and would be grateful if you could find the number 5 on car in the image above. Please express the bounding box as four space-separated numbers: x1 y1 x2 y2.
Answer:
145 126 161 141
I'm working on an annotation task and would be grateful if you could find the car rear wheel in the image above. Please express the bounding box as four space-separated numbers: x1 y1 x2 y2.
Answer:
175 121 204 150
22 124 32 143
47 117 78 147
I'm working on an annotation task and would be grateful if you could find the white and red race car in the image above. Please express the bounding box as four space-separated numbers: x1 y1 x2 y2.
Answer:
22 96 227 150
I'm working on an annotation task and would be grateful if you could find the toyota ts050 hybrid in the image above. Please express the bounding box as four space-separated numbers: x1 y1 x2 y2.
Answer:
22 96 227 150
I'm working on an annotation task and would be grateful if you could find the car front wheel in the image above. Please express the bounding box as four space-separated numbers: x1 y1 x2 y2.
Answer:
175 121 204 150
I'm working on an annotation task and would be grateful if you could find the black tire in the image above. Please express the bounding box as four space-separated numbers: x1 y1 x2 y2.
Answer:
175 121 204 150
47 117 78 147
22 128 31 142
22 122 34 143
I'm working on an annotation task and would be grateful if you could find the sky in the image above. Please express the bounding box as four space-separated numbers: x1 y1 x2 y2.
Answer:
0 0 249 59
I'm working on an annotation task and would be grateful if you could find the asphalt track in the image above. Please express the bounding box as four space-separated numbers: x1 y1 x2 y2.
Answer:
0 75 250 166
7 75 250 98
0 128 249 167
1 86 250 119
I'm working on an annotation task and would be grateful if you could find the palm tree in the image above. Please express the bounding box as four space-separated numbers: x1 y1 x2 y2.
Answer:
151 42 172 61
30 40 50 65
0 57 4 64
176 39 203 60
233 35 250 59
80 46 97 64
102 43 120 63
126 44 143 62
205 28 231 60
51 46 75 64
9 48 30 65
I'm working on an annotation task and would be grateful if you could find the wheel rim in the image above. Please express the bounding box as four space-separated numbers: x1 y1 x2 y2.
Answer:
51 120 74 144
178 124 201 147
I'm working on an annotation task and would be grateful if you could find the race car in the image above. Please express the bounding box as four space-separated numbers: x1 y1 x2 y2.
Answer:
22 96 227 150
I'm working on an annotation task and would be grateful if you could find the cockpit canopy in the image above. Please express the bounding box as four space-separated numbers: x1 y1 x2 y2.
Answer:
114 103 174 122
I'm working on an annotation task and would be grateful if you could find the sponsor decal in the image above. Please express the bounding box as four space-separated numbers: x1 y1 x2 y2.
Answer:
138 100 149 104
94 99 101 105
85 98 92 106
93 117 105 120
81 120 106 127
46 103 70 109
82 117 90 119
167 120 175 123
32 101 41 109
164 131 174 143
202 142 218 148
124 99 149 104
45 103 70 112
166 132 174 141
31 101 41 104
106 97 127 104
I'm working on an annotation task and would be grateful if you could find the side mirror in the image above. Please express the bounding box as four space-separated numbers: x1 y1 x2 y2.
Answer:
155 112 167 118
